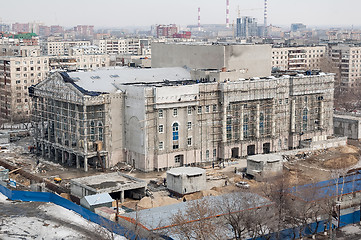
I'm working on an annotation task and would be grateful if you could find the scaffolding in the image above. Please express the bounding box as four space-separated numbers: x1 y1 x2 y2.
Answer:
32 93 108 172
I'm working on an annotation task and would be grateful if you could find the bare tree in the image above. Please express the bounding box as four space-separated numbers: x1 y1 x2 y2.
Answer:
170 198 227 240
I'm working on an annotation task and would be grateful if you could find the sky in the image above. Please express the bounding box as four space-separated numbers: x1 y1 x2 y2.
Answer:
0 0 359 29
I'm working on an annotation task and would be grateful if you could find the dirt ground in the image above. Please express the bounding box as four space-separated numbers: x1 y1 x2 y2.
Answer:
284 143 361 186
3 136 361 210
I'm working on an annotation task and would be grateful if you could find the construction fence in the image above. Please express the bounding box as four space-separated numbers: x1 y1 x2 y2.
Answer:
0 183 140 240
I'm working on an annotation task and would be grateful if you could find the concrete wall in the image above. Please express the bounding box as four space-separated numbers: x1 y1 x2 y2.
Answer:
334 114 361 140
167 172 207 195
117 85 146 169
247 155 283 181
224 44 272 78
152 43 225 69
152 43 272 78
107 93 125 167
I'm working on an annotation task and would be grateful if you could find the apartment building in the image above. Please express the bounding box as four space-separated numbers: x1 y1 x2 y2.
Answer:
48 54 110 71
272 45 326 71
30 67 334 172
0 53 49 122
330 44 361 89
156 24 178 38
93 38 150 55
236 17 258 38
42 41 91 56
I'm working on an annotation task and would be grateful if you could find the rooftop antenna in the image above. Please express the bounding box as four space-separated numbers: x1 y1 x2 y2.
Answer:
226 0 230 28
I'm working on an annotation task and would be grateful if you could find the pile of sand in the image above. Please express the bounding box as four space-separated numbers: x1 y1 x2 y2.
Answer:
137 196 180 209
322 155 358 169
339 145 359 154
184 189 220 201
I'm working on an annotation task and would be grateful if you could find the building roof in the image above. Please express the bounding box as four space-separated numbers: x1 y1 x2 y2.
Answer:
83 193 113 206
71 172 146 194
167 167 205 177
66 67 191 93
120 192 272 231
248 154 283 163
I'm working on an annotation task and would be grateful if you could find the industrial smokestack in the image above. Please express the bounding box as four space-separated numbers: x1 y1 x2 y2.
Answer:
198 7 201 31
226 0 230 28
264 0 268 37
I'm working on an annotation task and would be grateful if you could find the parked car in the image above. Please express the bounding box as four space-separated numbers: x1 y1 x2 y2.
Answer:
236 181 250 189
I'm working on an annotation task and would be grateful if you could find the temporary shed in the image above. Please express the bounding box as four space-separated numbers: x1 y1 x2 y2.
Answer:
247 154 283 181
166 167 206 195
80 193 113 212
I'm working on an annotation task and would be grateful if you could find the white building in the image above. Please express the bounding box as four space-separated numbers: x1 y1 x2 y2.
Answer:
0 52 49 122
330 44 361 89
42 41 91 56
272 46 326 71
94 38 151 56
30 67 334 172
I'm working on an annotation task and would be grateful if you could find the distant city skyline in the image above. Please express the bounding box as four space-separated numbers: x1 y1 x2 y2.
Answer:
0 0 360 29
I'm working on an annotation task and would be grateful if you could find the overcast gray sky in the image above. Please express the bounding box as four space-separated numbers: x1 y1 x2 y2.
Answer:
0 0 359 28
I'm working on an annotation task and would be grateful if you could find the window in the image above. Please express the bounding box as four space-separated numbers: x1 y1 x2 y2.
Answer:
205 105 210 113
17 99 21 103
159 142 164 150
187 121 192 130
213 149 217 158
302 108 308 131
158 109 163 118
187 137 192 146
172 123 179 140
90 120 95 140
173 108 178 117
175 155 181 163
159 124 164 133
206 150 209 159
243 114 249 138
198 106 202 114
16 80 20 84
98 122 103 141
226 117 232 140
16 67 20 71
213 104 217 112
259 112 264 135
187 106 192 115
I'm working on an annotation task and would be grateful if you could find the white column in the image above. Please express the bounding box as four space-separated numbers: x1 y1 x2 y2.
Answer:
271 103 276 136
240 105 244 141
291 100 296 133
256 104 260 139
222 104 227 143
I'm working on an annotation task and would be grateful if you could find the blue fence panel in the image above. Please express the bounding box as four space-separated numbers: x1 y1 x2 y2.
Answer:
339 210 360 227
0 185 139 239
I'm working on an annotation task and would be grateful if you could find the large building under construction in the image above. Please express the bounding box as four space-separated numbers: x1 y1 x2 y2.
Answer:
29 66 334 172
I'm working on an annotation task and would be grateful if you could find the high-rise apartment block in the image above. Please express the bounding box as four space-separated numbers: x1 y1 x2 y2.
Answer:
156 24 178 38
236 17 258 38
94 38 150 55
330 44 361 89
0 48 49 122
272 46 326 71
